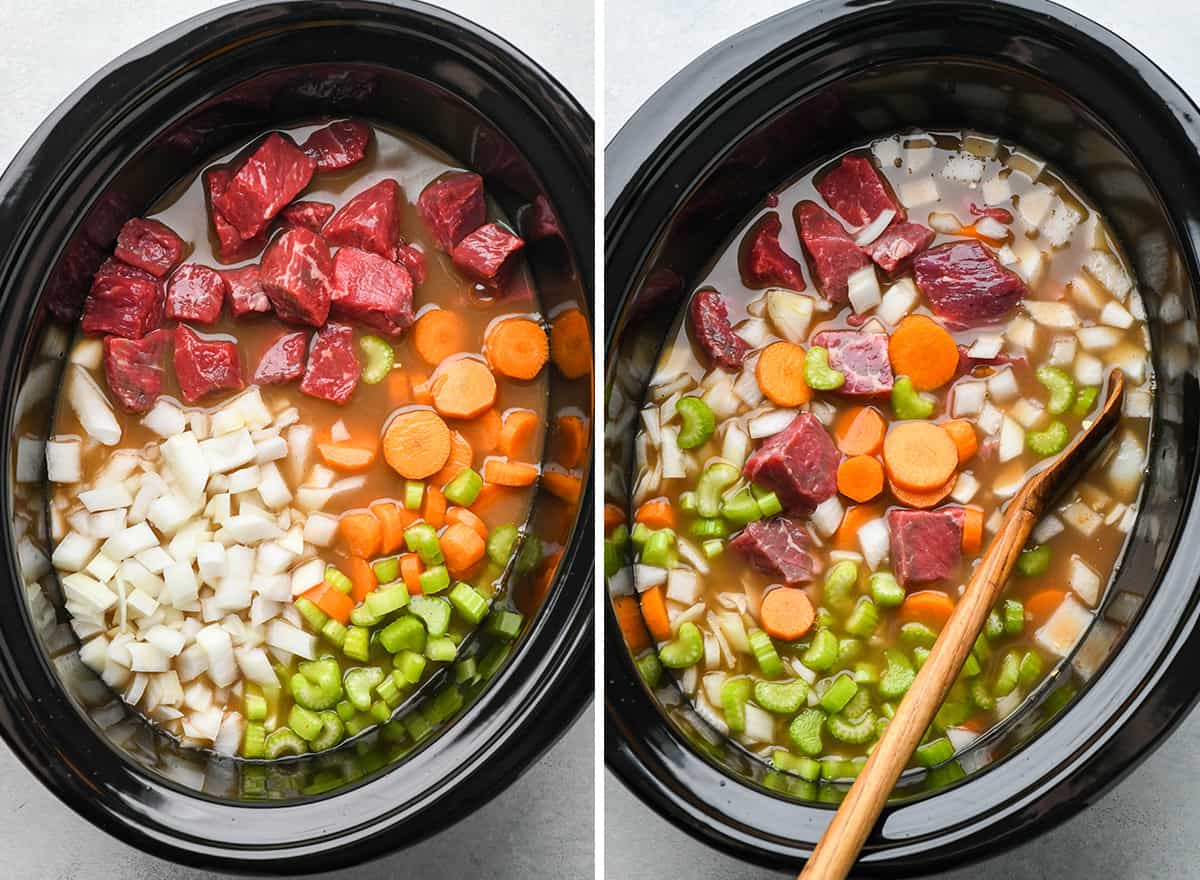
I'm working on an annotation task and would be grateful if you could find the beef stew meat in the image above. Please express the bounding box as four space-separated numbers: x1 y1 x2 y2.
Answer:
46 121 583 761
613 131 1152 786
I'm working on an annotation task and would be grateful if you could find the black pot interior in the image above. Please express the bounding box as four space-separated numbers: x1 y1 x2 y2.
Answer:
0 2 592 869
605 1 1200 870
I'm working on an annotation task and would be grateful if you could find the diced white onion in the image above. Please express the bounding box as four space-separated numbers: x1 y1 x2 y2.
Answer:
748 409 797 439
765 289 814 343
951 381 986 418
1074 353 1104 386
858 518 890 570
853 210 895 247
667 568 702 605
847 265 882 314
1099 301 1134 329
46 438 82 483
997 417 1024 463
1035 594 1093 657
1083 251 1131 300
811 495 844 538
876 278 919 326
66 365 121 446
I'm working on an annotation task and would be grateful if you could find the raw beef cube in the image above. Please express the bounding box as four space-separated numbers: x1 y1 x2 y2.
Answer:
811 330 894 396
204 168 269 263
211 133 316 239
743 412 840 515
165 264 227 324
451 223 524 287
301 119 370 171
521 194 561 242
687 288 747 370
220 265 271 316
330 247 415 336
794 200 872 304
816 155 904 227
81 258 164 339
259 228 333 326
173 324 243 403
300 323 360 405
103 329 167 413
113 218 186 278
888 507 965 586
393 243 427 285
863 221 934 274
730 517 814 584
254 332 308 385
322 179 401 257
912 240 1028 327
278 200 335 233
417 171 486 251
738 211 807 291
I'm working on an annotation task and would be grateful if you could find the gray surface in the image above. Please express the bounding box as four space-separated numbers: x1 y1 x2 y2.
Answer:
604 1 1200 878
0 1 594 879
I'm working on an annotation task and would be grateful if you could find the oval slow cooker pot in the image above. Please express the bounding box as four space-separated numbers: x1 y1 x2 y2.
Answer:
605 0 1200 873
0 1 593 872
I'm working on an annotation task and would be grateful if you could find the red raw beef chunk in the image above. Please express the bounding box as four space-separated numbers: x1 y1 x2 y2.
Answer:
521 194 561 242
730 517 814 585
113 218 186 278
687 289 747 370
301 120 370 171
794 200 872 304
173 324 243 403
811 330 894 397
743 412 839 515
393 243 427 285
816 155 904 227
451 223 524 287
259 228 333 326
300 323 360 405
211 133 316 240
863 221 934 274
204 168 269 263
417 171 486 251
888 507 965 586
81 258 164 339
254 332 308 384
322 179 401 257
165 264 227 324
738 212 807 291
912 241 1028 327
103 329 167 413
330 247 414 336
220 265 271 316
278 200 335 233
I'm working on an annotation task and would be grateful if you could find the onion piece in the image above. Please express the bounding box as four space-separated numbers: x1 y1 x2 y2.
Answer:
66 365 121 446
765 289 814 343
748 408 798 439
853 209 896 246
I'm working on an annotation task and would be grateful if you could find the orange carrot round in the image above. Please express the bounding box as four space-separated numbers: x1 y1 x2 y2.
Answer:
431 357 497 420
833 502 885 551
899 590 955 629
613 594 651 654
554 414 587 468
486 318 549 380
483 457 539 487
550 308 591 380
1026 589 1066 625
432 430 474 486
888 474 956 509
301 582 354 625
421 484 446 529
454 408 502 454
346 556 377 603
387 369 413 405
604 503 626 534
961 506 984 554
635 497 675 530
639 584 672 643
399 553 424 595
446 506 488 540
441 522 486 576
834 405 887 456
370 501 407 555
759 587 816 641
413 309 469 366
543 468 582 505
888 315 960 391
755 341 811 407
382 409 451 479
883 421 958 492
837 455 884 503
942 419 978 464
339 511 382 559
317 442 376 472
498 408 540 460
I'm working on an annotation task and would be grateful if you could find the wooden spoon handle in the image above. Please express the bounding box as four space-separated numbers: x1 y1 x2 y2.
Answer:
799 371 1126 880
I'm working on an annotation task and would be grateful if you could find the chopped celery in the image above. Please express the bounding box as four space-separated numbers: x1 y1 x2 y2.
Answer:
754 679 809 714
676 397 716 449
288 705 323 741
1003 599 1025 634
773 750 821 781
1016 545 1051 576
688 517 728 540
788 708 826 756
720 489 762 527
365 585 409 618
426 636 458 662
242 722 266 758
828 710 876 744
485 608 523 640
1036 364 1076 415
804 345 845 390
880 649 916 699
343 626 371 662
994 651 1020 697
801 628 839 672
419 564 451 594
837 637 863 664
823 560 859 612
349 604 381 627
404 480 425 510
640 529 677 568
444 467 483 507
404 523 444 565
290 658 343 710
748 629 785 678
702 539 725 559
1028 421 1069 456
358 335 394 384
344 667 385 711
372 556 400 584
818 674 858 714
869 571 905 607
295 597 328 632
915 736 954 767
845 597 879 637
243 692 268 722
636 652 663 688
900 621 938 648
486 524 519 566
1018 650 1044 688
892 376 935 420
659 622 704 668
264 728 308 758
410 596 452 636
379 616 426 653
696 462 739 518
985 609 1004 640
721 677 752 733
309 711 345 751
449 582 489 624
678 491 698 514
324 565 353 594
321 618 347 648
1073 385 1100 416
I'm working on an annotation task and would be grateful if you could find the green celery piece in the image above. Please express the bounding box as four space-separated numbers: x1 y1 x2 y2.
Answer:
1036 364 1076 415
676 397 716 449
753 679 809 714
804 346 845 390
788 708 826 756
658 622 703 668
720 677 752 733
892 376 935 420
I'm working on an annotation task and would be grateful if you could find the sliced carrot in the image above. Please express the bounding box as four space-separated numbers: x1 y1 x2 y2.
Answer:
549 308 591 380
1026 589 1067 625
441 522 486 576
486 318 549 380
413 309 469 366
411 377 434 406
446 506 488 540
759 587 816 641
387 369 412 405
317 442 376 472
635 498 675 531
755 341 811 407
370 501 407 554
471 482 522 520
339 511 381 559
834 406 887 456
528 549 562 609
613 594 650 654
833 502 886 551
639 584 672 643
302 582 354 625
399 553 424 596
382 409 451 479
422 484 446 529
604 503 626 534
883 422 958 492
942 419 978 464
962 506 984 554
431 430 473 486
888 474 956 509
900 590 956 630
431 358 497 420
346 556 377 604
498 409 540 459
888 315 960 391
483 457 539 487
543 468 582 505
554 414 587 468
837 455 884 503
454 408 503 455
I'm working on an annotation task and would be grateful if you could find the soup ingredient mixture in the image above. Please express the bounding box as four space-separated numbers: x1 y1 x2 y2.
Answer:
612 131 1151 784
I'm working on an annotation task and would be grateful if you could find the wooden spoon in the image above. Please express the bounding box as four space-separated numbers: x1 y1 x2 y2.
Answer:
799 369 1126 880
